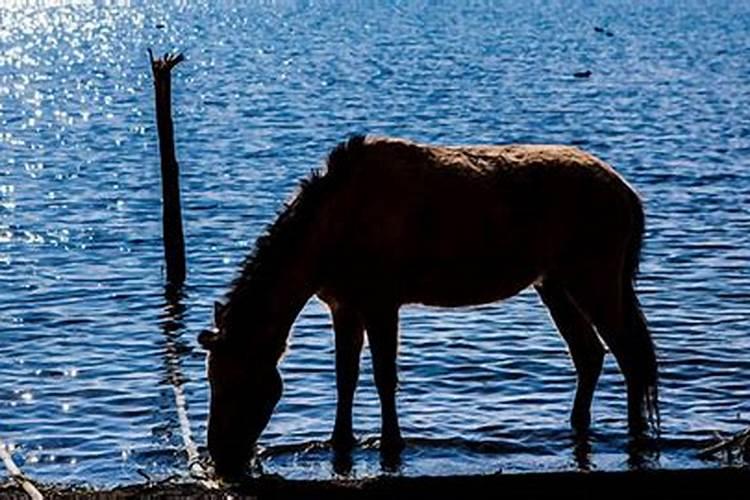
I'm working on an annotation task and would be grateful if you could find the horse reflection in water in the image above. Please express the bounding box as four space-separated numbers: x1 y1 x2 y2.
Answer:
198 135 659 476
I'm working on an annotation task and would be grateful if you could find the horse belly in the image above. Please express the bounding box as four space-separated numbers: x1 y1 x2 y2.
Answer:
400 251 542 307
397 205 548 306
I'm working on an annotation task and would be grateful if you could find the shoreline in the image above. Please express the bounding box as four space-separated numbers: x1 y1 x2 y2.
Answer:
2 467 748 499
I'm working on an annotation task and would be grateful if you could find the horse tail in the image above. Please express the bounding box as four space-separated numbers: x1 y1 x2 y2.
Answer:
622 187 660 432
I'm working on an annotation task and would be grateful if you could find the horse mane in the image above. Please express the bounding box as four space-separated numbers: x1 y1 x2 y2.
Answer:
221 134 367 330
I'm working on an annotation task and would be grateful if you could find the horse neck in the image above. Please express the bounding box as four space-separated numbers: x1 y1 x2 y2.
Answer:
225 232 321 364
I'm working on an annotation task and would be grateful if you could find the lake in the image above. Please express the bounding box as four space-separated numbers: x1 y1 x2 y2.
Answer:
1 0 749 488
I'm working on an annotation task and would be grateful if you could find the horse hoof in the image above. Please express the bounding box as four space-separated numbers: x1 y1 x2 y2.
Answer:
627 418 649 437
380 435 405 455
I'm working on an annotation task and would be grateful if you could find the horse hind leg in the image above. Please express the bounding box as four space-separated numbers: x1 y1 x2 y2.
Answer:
564 264 658 435
330 302 365 451
536 280 605 433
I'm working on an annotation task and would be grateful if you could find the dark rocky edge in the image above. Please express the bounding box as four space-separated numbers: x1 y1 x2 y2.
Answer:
2 468 749 499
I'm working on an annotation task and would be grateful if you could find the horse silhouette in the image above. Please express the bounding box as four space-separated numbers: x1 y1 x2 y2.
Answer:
198 135 658 475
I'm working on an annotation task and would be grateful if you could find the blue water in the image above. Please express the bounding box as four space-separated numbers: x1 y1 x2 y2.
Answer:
1 0 749 488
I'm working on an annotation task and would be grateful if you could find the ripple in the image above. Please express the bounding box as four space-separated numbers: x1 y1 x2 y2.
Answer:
1 0 749 487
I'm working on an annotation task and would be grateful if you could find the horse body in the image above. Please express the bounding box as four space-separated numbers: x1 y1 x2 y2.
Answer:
316 138 635 308
199 135 658 475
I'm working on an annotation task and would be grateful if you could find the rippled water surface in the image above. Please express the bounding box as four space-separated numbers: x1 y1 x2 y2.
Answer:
1 0 749 487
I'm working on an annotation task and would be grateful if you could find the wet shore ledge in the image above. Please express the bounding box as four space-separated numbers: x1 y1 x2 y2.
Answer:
2 468 748 499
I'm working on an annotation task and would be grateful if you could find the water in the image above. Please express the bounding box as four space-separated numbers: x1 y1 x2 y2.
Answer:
1 0 749 488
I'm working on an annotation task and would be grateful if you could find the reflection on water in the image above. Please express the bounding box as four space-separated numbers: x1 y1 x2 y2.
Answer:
159 285 191 464
1 0 750 487
159 286 216 486
572 435 592 472
161 287 187 384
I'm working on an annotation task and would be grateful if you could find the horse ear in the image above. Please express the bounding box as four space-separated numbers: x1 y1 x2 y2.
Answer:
213 301 226 328
198 329 223 351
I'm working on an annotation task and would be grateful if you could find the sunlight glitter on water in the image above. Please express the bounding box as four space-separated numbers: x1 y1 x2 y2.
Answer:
0 0 749 488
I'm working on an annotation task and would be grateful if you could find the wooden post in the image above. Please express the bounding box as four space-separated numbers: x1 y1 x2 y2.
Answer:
149 49 186 286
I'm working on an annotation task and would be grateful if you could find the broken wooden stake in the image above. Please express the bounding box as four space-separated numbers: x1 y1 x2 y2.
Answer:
149 49 186 286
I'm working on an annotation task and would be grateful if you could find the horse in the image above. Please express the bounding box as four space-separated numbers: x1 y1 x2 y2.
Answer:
198 135 659 475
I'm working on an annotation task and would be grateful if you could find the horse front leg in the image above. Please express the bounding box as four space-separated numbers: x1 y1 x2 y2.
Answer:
363 304 404 455
330 303 364 451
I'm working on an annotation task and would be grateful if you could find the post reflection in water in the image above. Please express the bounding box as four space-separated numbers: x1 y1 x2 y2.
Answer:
159 285 217 487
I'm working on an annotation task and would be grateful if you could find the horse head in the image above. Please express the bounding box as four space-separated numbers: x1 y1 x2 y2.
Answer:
198 301 283 476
